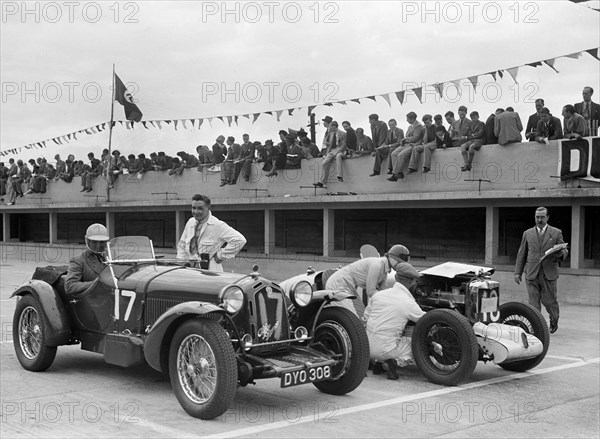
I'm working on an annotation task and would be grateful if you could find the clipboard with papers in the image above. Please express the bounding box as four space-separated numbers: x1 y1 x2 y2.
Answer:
540 242 568 262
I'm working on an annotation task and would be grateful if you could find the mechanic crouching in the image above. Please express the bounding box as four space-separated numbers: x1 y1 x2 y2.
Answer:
363 262 425 380
65 223 109 295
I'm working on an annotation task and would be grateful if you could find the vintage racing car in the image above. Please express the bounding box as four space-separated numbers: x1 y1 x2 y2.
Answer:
280 260 549 386
11 236 369 420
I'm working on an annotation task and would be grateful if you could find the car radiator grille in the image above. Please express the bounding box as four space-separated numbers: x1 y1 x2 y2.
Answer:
249 286 290 352
145 298 182 327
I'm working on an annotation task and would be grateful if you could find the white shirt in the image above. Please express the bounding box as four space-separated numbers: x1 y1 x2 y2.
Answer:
176 212 247 272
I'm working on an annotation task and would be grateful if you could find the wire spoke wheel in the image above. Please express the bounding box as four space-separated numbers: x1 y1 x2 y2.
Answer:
177 334 218 403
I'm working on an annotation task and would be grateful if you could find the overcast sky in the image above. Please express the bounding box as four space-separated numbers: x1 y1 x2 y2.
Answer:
1 0 599 162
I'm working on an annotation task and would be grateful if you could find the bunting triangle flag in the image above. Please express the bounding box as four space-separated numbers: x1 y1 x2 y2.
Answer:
173 120 178 130
497 70 504 78
234 116 239 125
73 133 77 140
217 116 223 123
395 91 405 104
337 101 347 105
253 113 260 123
467 76 478 92
156 121 162 129
276 110 283 121
197 119 203 129
307 106 316 115
507 67 519 83
207 118 213 127
544 59 559 73
324 103 333 106
190 119 195 127
413 87 423 103
150 121 156 127
527 61 543 68
450 79 461 90
351 99 361 104
243 114 250 119
227 116 232 127
564 52 582 59
125 122 131 130
366 96 377 102
434 83 444 99
52 138 59 145
488 71 497 81
181 119 188 129
265 111 272 116
142 121 148 129
288 108 295 116
586 48 600 61
380 93 392 107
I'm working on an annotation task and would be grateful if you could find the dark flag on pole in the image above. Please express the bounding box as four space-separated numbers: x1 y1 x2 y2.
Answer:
114 73 142 122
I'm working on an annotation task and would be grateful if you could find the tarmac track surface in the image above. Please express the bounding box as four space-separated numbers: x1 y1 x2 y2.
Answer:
1 260 599 438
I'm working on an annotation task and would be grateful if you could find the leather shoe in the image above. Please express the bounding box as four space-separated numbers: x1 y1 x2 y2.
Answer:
313 182 324 188
337 176 343 182
219 181 228 187
372 361 384 375
397 172 405 179
423 167 430 173
387 170 393 175
387 175 397 182
384 359 399 380
550 320 558 334
461 165 471 172
369 172 379 177
408 168 417 174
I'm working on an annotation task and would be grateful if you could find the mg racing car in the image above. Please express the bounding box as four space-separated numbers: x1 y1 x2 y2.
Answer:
280 261 549 386
11 236 369 420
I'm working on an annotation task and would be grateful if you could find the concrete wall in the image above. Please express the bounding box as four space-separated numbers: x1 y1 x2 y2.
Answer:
4 139 599 209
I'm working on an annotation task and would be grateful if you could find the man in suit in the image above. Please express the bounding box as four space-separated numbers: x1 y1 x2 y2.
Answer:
514 207 568 333
407 114 436 173
535 107 563 142
388 112 424 180
368 114 389 176
65 224 109 295
494 107 523 145
220 136 242 186
371 118 403 176
450 106 472 147
562 104 586 140
525 98 545 141
574 86 600 137
314 120 347 187
460 111 486 171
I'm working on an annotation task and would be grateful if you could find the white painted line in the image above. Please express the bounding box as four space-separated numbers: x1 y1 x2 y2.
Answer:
546 354 586 361
1 340 13 344
204 358 600 438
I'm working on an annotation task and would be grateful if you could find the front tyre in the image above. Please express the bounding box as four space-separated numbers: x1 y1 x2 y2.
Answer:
169 319 237 420
412 309 478 386
13 294 57 371
311 307 369 395
498 302 550 372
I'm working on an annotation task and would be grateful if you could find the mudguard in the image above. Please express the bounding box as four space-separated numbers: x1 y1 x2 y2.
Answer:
11 280 72 346
143 301 227 373
312 289 357 302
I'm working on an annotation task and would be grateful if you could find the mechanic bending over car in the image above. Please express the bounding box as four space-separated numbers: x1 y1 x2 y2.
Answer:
177 193 247 272
363 261 425 380
326 244 411 317
65 223 110 295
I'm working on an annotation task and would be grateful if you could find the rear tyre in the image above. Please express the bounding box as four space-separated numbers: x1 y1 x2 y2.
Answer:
169 319 237 420
312 307 370 395
497 302 550 372
13 294 57 372
412 309 478 386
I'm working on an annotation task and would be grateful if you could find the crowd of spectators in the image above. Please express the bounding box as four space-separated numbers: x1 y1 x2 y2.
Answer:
1 86 598 204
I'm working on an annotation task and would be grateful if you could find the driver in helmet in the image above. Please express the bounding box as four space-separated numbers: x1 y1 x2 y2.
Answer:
65 223 109 295
325 244 410 318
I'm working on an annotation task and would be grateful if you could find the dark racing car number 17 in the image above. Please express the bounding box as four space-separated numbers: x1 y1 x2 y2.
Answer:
281 365 331 388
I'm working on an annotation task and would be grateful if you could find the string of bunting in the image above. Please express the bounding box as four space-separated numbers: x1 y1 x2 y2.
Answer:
1 46 598 158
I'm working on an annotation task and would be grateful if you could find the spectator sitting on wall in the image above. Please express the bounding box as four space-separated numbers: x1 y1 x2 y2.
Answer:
196 145 213 168
25 157 50 194
450 106 472 147
494 106 523 145
388 112 424 181
136 153 153 175
155 151 173 171
177 151 200 171
73 160 86 177
212 135 227 165
59 154 75 183
286 133 306 170
45 163 56 181
54 154 66 181
300 136 320 159
168 157 185 176
261 139 281 175
342 121 357 154
6 159 31 205
236 134 255 182
118 155 129 174
371 118 403 177
355 128 374 156
127 154 139 174
264 133 287 178
108 150 122 189
407 114 436 174
369 113 388 152
220 136 242 186
535 107 563 143
525 98 545 141
459 111 486 172
562 104 586 140
81 153 103 192
149 152 159 170
313 120 347 187
444 111 456 141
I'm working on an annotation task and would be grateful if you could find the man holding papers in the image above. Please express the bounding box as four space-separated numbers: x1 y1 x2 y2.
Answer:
514 207 569 334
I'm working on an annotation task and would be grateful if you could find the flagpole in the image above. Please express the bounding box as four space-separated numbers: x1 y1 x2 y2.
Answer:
107 63 115 203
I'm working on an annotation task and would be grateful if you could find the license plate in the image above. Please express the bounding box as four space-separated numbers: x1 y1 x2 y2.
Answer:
281 365 331 388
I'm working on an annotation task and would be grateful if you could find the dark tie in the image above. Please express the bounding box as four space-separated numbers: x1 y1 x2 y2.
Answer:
332 132 337 148
189 221 201 255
